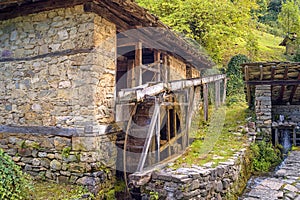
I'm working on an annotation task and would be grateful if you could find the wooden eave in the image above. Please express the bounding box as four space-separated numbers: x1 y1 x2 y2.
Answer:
0 0 214 70
241 62 300 105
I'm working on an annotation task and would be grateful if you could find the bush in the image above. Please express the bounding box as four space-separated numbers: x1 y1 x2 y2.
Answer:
226 54 250 97
250 140 282 172
0 148 32 199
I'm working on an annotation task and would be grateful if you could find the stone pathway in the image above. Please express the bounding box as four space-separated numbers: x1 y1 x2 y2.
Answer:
240 151 300 200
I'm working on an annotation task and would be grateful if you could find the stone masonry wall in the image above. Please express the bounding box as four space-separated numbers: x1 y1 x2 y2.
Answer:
0 5 118 191
255 85 272 135
0 132 117 194
0 5 116 132
272 105 300 122
137 148 252 200
169 56 187 81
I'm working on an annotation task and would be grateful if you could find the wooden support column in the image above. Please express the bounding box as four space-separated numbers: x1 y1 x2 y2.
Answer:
167 107 171 156
215 80 221 107
135 42 143 86
275 128 279 145
293 128 296 146
203 83 209 121
127 59 134 88
154 50 161 82
222 78 227 104
244 65 251 106
156 107 160 162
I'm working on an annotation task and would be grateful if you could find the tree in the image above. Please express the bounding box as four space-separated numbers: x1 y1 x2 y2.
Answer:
278 0 300 34
136 0 258 64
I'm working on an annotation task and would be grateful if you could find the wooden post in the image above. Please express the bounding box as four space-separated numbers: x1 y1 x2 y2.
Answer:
275 128 278 145
215 80 220 108
127 59 134 88
244 65 251 106
156 106 160 162
154 50 161 82
222 78 227 104
135 42 142 86
203 83 209 121
167 107 171 156
293 128 296 146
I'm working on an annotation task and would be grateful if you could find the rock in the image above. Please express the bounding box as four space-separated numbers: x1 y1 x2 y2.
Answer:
32 158 41 166
54 137 71 150
285 192 296 199
76 176 97 186
38 152 47 158
284 184 298 193
50 160 62 171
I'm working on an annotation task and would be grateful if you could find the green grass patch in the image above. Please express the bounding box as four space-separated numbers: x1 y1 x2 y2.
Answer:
29 181 94 200
173 100 250 168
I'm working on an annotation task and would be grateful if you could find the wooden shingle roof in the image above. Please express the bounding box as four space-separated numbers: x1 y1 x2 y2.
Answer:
241 62 300 105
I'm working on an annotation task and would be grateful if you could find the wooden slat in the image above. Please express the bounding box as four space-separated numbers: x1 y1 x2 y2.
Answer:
271 65 276 80
259 65 263 80
222 78 227 104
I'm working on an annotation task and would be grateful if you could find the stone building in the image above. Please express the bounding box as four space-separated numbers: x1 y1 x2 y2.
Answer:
0 0 226 193
242 62 300 147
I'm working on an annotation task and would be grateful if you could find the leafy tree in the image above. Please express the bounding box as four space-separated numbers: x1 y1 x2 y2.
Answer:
136 0 258 64
278 0 300 34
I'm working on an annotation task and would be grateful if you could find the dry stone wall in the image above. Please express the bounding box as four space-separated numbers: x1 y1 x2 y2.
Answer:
255 85 272 135
0 5 118 191
138 148 252 200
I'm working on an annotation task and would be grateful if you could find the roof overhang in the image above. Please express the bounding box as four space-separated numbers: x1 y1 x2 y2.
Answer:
0 0 214 70
241 62 300 105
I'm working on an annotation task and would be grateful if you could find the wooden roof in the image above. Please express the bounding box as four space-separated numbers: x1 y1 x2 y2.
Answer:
0 0 214 70
241 62 300 105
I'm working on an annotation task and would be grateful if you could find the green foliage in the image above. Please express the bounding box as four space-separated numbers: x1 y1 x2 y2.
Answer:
136 0 258 64
250 140 282 172
278 0 300 34
62 146 71 158
0 148 33 199
226 54 250 97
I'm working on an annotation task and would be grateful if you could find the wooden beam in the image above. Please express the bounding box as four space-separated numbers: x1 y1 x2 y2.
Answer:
289 72 300 103
0 0 90 21
135 42 143 86
246 80 300 85
203 84 209 121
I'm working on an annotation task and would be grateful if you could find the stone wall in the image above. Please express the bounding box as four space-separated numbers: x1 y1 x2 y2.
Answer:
255 85 272 135
136 148 252 200
0 132 117 193
272 105 300 122
168 56 187 81
0 5 118 191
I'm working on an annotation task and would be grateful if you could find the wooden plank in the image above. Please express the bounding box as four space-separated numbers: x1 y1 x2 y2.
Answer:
215 80 220 107
222 78 227 104
186 87 195 146
246 80 300 85
135 42 143 86
154 50 161 82
244 65 251 106
136 99 160 172
203 84 209 121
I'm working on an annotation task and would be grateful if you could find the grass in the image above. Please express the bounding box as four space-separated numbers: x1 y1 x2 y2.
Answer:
228 28 287 63
172 100 250 168
28 181 94 200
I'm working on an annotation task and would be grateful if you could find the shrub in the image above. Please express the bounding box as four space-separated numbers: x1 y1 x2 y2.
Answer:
226 54 250 97
0 148 32 199
250 140 282 172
